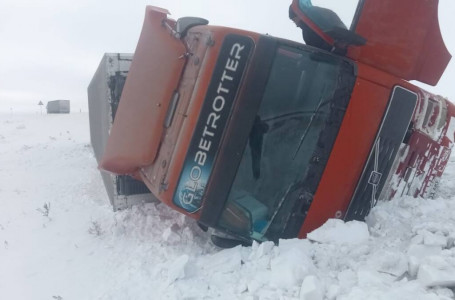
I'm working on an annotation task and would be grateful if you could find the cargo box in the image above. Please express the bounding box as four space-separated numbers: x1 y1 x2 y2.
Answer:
87 53 156 210
47 100 70 114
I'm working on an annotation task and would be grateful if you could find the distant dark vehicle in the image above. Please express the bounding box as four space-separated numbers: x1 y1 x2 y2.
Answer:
46 100 70 114
87 53 157 210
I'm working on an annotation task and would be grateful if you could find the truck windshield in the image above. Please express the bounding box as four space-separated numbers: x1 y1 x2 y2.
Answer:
217 45 352 241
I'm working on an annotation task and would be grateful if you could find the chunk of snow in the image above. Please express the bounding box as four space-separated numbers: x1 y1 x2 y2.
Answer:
417 264 455 288
299 275 324 300
247 279 262 294
202 246 242 274
162 226 181 244
365 250 408 278
407 244 443 277
307 219 369 245
358 270 385 287
434 288 455 299
167 254 189 284
270 240 315 288
417 250 455 288
326 284 341 300
255 240 275 258
422 231 448 247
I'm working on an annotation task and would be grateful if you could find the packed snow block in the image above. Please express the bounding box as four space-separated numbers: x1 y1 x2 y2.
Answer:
417 256 455 288
167 254 189 284
407 243 443 278
307 219 369 245
271 239 315 288
88 53 157 210
46 100 70 113
299 275 324 300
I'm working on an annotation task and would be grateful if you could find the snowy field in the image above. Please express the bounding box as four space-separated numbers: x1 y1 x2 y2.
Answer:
0 112 454 300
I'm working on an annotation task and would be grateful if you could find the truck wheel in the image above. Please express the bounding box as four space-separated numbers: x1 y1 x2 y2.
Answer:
211 234 252 248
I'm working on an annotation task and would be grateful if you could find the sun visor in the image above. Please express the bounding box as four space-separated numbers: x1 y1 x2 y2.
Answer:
290 0 451 86
100 6 186 174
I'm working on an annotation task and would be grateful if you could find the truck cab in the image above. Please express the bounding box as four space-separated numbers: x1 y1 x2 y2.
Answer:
97 1 454 246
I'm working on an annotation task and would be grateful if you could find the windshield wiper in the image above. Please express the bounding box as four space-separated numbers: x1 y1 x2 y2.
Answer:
292 90 331 160
260 183 293 235
249 116 269 179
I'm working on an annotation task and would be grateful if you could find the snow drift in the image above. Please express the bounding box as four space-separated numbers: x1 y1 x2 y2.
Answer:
0 113 454 300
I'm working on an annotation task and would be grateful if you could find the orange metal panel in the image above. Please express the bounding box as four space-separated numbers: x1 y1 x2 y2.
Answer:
348 0 451 86
100 6 186 175
141 27 260 219
138 28 215 203
140 28 226 219
298 77 390 237
290 0 451 86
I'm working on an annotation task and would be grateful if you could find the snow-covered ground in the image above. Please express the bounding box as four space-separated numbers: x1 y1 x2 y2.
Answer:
0 112 454 300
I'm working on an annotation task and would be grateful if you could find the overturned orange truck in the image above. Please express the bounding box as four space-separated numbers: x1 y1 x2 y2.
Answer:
96 0 455 246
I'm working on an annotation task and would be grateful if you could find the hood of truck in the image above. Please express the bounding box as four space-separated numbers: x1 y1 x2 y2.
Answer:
290 0 451 86
100 6 186 174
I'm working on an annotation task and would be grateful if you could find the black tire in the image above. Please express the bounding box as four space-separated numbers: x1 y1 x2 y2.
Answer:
211 234 252 248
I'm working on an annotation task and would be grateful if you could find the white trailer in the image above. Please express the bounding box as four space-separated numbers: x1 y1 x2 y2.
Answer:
88 53 157 210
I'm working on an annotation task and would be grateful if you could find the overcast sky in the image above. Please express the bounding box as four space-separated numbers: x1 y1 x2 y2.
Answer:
1 0 454 113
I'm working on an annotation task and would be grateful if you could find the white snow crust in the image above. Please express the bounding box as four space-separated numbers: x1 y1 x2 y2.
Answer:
1 113 454 300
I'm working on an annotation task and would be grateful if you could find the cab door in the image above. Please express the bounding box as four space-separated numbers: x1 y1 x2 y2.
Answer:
290 0 451 85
